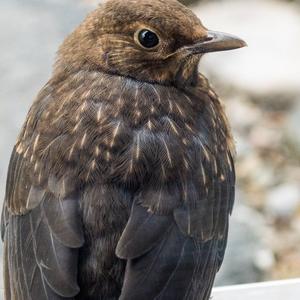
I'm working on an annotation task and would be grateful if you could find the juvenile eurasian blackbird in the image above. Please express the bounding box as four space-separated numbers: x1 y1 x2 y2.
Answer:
1 0 246 299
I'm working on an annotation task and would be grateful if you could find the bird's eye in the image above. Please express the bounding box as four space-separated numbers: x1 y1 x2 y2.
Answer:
136 29 160 49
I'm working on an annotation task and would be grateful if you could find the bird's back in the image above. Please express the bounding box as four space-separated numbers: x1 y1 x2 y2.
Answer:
2 69 234 299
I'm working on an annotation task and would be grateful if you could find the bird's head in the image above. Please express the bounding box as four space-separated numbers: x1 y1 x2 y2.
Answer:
56 0 246 87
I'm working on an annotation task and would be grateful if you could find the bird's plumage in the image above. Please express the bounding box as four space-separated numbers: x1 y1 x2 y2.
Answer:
1 0 243 299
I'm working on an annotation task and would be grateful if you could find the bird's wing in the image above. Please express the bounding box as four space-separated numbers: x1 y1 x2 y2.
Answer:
116 152 235 300
1 147 84 300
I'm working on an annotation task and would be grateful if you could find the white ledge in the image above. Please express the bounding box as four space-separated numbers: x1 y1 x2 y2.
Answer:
212 278 300 300
0 278 299 299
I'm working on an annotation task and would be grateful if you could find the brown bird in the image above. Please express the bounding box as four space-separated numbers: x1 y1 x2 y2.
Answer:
1 0 246 299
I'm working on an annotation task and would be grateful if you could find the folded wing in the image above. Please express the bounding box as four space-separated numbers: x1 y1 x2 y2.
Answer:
1 148 84 300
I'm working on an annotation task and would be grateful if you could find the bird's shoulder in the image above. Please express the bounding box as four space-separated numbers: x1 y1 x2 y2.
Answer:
13 70 235 195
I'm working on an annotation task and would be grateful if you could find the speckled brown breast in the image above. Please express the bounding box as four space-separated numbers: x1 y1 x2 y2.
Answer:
14 70 234 216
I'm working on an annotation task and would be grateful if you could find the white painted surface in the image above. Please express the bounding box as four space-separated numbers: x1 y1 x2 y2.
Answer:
212 279 300 300
0 279 299 299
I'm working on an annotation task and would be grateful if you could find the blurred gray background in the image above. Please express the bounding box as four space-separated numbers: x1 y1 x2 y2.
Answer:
0 0 300 290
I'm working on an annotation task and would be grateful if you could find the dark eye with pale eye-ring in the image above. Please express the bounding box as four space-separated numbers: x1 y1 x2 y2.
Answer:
137 29 160 49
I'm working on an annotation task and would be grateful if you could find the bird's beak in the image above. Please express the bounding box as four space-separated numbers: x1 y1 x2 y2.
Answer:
190 30 247 54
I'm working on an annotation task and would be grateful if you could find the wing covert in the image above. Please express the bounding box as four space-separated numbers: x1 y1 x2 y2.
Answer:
1 147 84 300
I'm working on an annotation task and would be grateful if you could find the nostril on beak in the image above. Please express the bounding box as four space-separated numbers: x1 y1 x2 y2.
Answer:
196 35 213 44
204 35 214 42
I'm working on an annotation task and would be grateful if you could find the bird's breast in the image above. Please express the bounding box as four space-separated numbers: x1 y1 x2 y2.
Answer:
16 72 234 188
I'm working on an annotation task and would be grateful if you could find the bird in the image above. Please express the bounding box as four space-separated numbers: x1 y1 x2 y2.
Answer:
1 0 246 299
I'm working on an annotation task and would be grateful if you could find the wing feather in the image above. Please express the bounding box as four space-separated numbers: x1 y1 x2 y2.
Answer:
117 150 235 300
116 203 173 259
1 148 84 299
